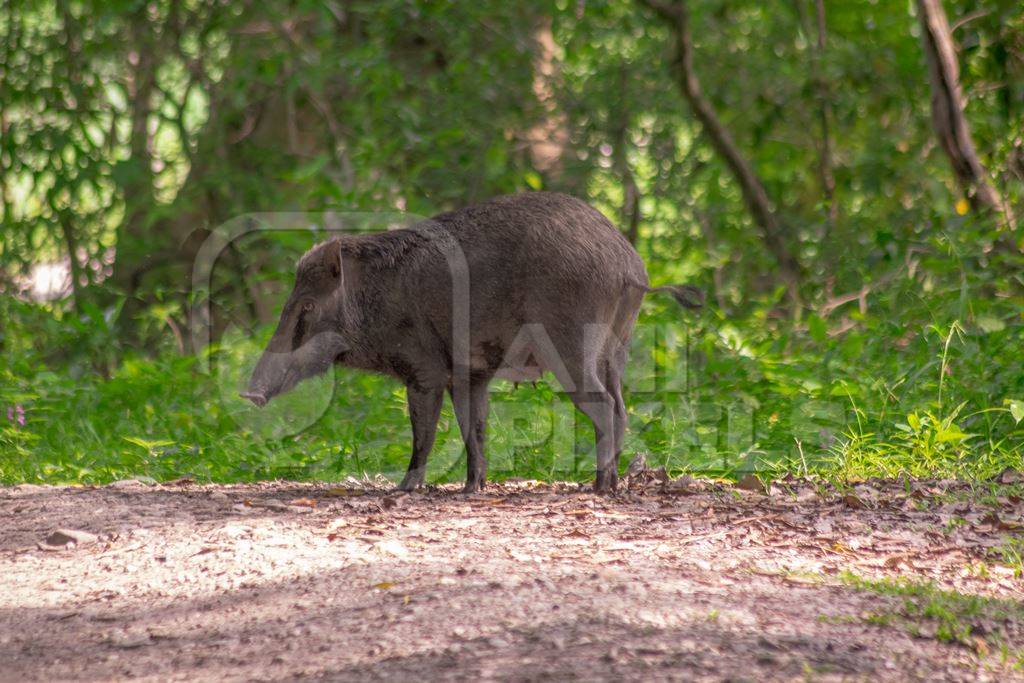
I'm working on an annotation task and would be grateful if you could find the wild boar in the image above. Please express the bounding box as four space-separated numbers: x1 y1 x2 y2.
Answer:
242 192 701 492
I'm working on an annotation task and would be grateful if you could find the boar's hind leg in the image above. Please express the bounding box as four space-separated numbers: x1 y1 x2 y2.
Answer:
450 378 490 493
569 371 619 493
606 352 628 472
398 386 444 491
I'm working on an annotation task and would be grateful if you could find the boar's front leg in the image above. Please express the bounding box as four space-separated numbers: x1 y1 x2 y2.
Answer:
398 386 444 491
450 378 490 493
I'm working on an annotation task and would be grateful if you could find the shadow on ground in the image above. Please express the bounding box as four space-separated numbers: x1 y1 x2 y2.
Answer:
0 480 1014 681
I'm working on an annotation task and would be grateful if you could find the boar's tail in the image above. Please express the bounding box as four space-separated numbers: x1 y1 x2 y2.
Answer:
648 284 705 309
628 280 705 310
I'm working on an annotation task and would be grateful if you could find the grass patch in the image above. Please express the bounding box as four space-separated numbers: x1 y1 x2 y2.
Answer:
840 572 1024 666
989 539 1024 580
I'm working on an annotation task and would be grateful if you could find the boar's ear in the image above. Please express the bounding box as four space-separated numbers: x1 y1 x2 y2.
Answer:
322 239 360 310
322 239 344 283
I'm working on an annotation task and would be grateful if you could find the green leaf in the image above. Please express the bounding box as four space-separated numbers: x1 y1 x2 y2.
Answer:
290 154 329 182
1008 400 1024 425
122 436 176 451
807 314 827 343
523 170 543 190
934 427 971 443
975 315 1005 333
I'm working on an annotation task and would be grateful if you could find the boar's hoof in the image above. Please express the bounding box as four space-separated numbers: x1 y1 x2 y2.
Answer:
239 392 268 408
593 469 619 493
462 479 485 494
397 470 425 492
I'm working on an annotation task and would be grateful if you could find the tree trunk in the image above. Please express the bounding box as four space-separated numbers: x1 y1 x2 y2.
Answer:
525 17 569 181
54 211 84 312
916 0 1016 232
621 160 641 246
108 5 158 301
641 0 803 304
795 0 838 234
613 75 642 245
812 0 837 228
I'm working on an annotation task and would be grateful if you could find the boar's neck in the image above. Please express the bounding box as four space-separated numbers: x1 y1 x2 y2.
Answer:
336 228 444 375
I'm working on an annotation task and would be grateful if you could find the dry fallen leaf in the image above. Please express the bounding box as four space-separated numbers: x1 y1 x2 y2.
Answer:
997 468 1024 485
782 574 819 585
374 540 410 558
381 494 407 509
42 529 99 548
843 493 867 509
981 511 1022 531
735 474 767 494
507 549 534 563
603 542 639 552
883 553 911 568
371 582 395 590
592 511 632 520
324 488 365 498
248 500 289 511
288 497 318 508
625 453 648 479
664 475 695 493
831 541 855 555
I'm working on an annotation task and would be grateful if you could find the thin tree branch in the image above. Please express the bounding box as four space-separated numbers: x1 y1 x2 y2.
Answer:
949 8 990 34
916 0 1017 235
640 0 803 304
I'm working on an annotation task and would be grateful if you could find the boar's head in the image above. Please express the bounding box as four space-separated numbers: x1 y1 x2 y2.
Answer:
241 239 353 407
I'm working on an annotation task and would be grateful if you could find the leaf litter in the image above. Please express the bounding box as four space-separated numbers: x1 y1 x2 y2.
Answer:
0 469 1022 680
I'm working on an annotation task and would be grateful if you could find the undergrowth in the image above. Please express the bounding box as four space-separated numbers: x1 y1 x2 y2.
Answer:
1 265 1021 487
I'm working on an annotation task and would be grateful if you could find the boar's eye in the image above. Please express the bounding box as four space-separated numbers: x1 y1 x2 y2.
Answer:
302 301 315 313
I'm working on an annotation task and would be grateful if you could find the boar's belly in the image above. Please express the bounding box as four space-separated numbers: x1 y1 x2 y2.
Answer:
486 338 548 382
494 364 544 382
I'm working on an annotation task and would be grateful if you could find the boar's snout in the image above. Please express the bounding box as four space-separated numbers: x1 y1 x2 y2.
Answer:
242 348 292 408
243 331 348 408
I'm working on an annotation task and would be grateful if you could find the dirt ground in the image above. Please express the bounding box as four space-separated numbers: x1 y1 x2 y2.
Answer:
2 473 1022 682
